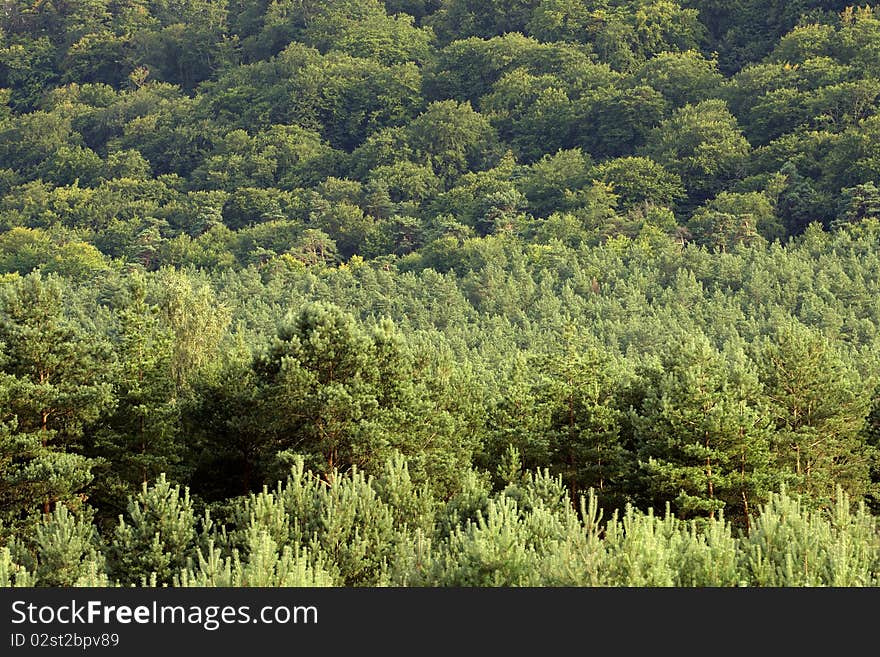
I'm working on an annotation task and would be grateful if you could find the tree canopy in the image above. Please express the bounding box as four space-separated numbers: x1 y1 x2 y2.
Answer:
2 0 880 588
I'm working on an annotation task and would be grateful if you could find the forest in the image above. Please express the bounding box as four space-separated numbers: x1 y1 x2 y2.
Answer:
2 0 880 587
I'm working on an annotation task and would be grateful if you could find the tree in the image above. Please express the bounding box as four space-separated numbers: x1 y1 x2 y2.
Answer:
192 125 337 191
775 160 830 236
529 0 702 70
301 4 434 65
251 303 476 489
311 200 376 260
367 160 442 205
642 99 751 209
115 93 216 177
0 110 74 177
426 0 540 44
289 229 340 267
90 274 180 512
481 352 552 484
539 330 633 509
10 504 108 586
0 273 113 522
108 474 198 585
62 32 133 87
769 22 837 64
634 50 724 109
690 0 847 73
833 182 880 230
252 303 407 476
480 69 575 163
148 268 230 394
631 337 778 525
187 342 269 500
132 22 236 92
516 148 592 217
590 156 685 211
427 154 519 230
426 34 604 105
577 85 668 159
687 191 780 251
0 227 54 274
753 321 874 507
0 36 59 110
406 100 501 184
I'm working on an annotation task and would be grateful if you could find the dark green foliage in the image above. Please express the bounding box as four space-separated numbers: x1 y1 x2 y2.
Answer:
246 302 478 490
539 333 633 509
577 85 668 159
642 99 751 209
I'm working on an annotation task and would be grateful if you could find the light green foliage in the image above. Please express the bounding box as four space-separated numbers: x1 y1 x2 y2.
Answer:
177 531 335 587
4 456 880 587
742 488 880 586
528 0 702 71
12 505 108 586
0 547 37 587
426 34 606 105
109 474 197 585
422 469 575 586
148 267 231 393
230 458 401 586
0 227 54 274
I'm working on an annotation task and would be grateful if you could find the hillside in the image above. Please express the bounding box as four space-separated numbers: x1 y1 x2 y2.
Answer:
2 0 880 586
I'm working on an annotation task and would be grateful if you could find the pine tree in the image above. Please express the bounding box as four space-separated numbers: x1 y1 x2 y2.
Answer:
754 321 873 507
632 337 778 524
11 505 108 586
539 329 632 509
0 273 113 524
251 302 474 487
91 274 180 509
109 474 198 586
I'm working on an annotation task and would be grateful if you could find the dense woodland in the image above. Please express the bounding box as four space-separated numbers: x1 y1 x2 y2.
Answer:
3 0 880 586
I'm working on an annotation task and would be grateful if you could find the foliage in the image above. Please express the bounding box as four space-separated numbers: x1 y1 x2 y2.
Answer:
1 0 880 588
